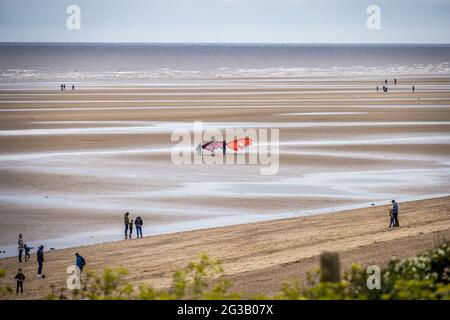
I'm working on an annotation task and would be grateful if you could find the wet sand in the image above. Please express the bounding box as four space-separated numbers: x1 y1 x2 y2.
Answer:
0 196 449 299
0 77 450 249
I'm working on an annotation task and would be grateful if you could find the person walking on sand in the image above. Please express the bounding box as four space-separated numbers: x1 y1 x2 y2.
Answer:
376 86 379 92
392 200 400 227
18 234 24 263
24 243 33 262
129 219 134 239
135 216 143 239
124 212 130 239
72 85 75 90
15 268 25 295
223 140 226 155
37 245 44 278
412 85 415 93
394 78 397 85
75 253 86 274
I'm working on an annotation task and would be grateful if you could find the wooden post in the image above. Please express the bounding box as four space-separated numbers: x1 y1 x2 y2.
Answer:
320 251 341 282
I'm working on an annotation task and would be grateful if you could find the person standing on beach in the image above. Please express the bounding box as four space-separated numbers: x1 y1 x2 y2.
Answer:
394 78 397 85
223 140 226 155
135 216 143 239
24 244 33 262
18 234 24 263
376 86 379 92
392 200 400 227
196 143 202 156
129 219 134 239
75 253 86 274
124 212 130 239
72 85 75 90
387 206 395 229
15 268 25 295
412 85 415 93
37 245 44 278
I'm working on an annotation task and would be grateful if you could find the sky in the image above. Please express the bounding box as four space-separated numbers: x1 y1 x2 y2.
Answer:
0 0 450 43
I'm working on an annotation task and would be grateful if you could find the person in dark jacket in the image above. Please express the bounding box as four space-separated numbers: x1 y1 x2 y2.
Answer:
24 244 33 262
18 234 24 263
392 200 400 227
37 245 44 278
135 217 143 239
15 268 25 295
222 140 226 155
75 253 86 273
124 212 130 239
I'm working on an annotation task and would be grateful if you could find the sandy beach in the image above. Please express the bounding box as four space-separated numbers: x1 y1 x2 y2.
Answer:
0 196 449 299
1 76 450 251
0 75 449 299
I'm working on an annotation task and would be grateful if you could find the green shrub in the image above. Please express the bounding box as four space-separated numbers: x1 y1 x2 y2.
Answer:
0 269 13 297
43 241 450 300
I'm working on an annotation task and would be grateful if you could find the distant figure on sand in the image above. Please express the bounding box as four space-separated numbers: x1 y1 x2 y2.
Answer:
223 140 226 155
37 245 44 278
18 234 24 263
135 216 143 238
129 219 134 239
60 84 63 91
387 200 399 228
15 268 25 295
75 253 86 274
385 79 387 85
196 143 202 156
387 206 395 229
394 78 397 85
124 212 130 239
376 86 379 92
72 85 75 90
392 200 399 227
412 85 415 93
24 244 33 262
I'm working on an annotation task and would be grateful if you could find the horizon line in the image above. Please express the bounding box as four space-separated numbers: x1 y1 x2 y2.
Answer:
1 41 450 46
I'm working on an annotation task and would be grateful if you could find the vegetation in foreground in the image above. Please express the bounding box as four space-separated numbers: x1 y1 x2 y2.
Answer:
1 242 449 300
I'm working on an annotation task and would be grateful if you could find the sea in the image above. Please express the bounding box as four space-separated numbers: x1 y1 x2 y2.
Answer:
1 43 450 84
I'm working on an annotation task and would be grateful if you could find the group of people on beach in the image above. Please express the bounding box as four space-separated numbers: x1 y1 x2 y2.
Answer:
387 200 400 229
124 212 144 239
10 201 399 296
376 78 415 93
60 84 75 91
13 233 86 296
